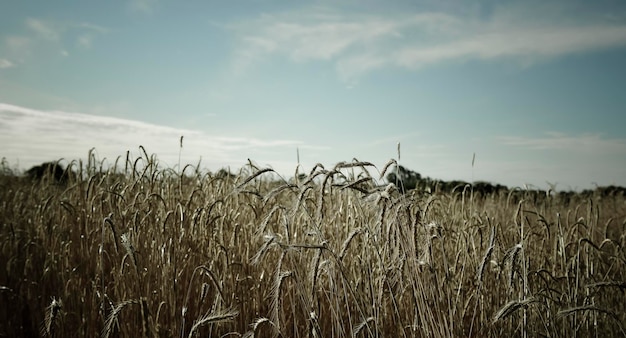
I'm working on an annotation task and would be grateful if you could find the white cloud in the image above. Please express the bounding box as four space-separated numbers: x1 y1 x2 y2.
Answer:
230 4 626 81
231 12 400 76
26 18 60 41
336 53 386 83
0 18 108 63
77 34 93 48
0 59 14 69
393 24 626 70
0 102 305 173
128 0 159 14
71 22 108 49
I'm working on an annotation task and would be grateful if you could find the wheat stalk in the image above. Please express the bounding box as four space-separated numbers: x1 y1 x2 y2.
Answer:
493 297 537 323
41 297 62 337
102 299 139 338
187 308 238 338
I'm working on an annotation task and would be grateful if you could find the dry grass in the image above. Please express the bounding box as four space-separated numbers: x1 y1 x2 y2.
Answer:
0 150 625 337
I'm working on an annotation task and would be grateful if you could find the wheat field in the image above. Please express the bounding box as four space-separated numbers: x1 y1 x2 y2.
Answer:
1 149 625 337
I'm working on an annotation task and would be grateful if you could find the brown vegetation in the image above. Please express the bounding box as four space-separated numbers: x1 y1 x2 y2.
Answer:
0 151 625 337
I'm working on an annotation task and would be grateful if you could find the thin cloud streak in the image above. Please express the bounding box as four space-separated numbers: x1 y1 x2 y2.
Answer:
499 132 626 152
394 25 626 69
0 18 109 64
230 6 626 81
0 103 305 172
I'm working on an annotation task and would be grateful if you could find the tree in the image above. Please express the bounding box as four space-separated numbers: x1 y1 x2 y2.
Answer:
386 165 421 193
26 162 73 184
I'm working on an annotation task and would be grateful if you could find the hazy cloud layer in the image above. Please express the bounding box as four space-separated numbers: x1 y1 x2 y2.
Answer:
0 103 304 172
231 4 626 82
494 132 626 189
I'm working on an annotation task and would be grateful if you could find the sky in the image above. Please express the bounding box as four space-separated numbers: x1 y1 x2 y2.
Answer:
1 0 626 191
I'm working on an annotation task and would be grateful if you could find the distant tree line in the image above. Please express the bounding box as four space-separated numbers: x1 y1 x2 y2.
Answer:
385 165 626 200
385 165 507 195
4 161 626 202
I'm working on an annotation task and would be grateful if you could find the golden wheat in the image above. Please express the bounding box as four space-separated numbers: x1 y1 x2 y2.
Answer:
0 150 624 337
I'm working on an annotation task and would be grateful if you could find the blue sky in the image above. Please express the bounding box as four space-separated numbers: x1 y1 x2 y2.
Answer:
1 0 626 190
